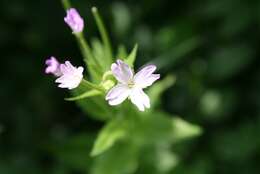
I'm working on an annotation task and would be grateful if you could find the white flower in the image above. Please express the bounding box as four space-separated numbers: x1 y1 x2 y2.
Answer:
55 61 84 90
105 59 160 111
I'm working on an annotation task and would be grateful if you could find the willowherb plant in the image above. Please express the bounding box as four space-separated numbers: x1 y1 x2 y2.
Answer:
44 0 202 173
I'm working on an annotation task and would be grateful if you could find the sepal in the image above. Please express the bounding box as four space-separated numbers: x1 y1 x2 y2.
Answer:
125 44 138 68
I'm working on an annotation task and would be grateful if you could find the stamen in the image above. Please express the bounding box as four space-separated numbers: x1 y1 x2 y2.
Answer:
128 81 135 88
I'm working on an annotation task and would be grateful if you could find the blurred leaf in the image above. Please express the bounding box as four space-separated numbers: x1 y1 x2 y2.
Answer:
153 37 202 70
171 117 202 143
91 118 128 156
212 120 260 162
91 38 111 71
220 7 252 38
200 89 237 122
91 142 139 174
132 112 173 145
87 62 104 82
71 84 111 121
111 2 131 38
116 44 128 59
133 112 202 145
75 96 112 121
147 75 176 108
155 146 179 173
172 156 213 174
134 26 152 50
154 26 176 51
48 133 94 171
207 44 254 81
200 90 221 117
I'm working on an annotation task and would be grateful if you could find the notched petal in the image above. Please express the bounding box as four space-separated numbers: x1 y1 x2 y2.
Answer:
134 64 160 88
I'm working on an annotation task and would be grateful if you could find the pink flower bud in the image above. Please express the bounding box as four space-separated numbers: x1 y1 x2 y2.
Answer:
64 8 84 33
45 57 62 76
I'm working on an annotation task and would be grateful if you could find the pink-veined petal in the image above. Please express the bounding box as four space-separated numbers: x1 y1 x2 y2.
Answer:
135 65 156 79
138 74 160 88
111 59 133 84
134 65 160 88
65 61 75 70
59 64 70 74
106 84 130 105
129 88 150 111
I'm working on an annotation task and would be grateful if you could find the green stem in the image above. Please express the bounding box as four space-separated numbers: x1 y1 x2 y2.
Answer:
102 71 114 81
92 7 113 61
75 33 103 81
61 0 71 10
81 79 105 92
75 33 100 67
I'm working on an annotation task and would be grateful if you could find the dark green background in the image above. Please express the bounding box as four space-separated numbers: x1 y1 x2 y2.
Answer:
1 0 260 173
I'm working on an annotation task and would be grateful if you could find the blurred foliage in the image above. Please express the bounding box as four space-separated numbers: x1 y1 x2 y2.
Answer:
1 0 260 174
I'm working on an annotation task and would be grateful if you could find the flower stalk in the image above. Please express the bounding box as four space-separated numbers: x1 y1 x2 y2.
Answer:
75 32 102 71
92 7 113 63
61 0 71 10
81 79 106 92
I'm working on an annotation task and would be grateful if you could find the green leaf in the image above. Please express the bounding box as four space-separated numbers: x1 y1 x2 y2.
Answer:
91 118 128 156
125 44 138 67
65 90 102 101
132 112 173 145
87 62 103 82
91 38 111 71
75 97 112 121
132 112 202 145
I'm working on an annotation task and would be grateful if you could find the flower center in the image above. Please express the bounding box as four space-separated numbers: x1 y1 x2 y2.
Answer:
127 80 135 88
